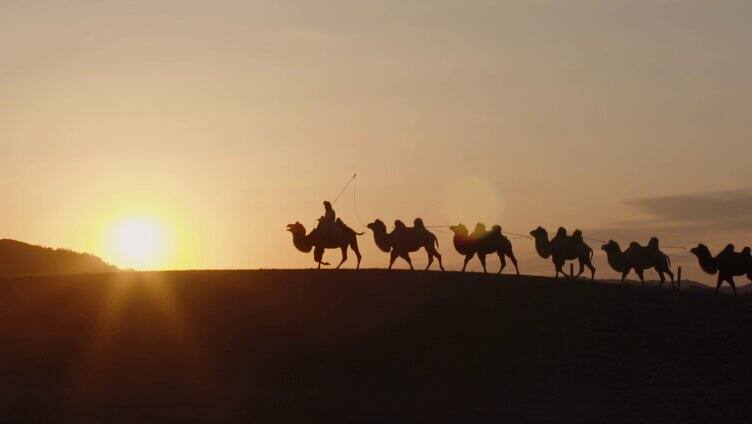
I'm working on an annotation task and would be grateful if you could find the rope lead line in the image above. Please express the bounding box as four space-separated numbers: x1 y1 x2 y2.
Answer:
334 174 695 251
332 173 357 205
353 176 368 228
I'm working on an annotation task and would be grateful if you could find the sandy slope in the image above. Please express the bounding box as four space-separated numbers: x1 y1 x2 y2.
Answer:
0 270 750 422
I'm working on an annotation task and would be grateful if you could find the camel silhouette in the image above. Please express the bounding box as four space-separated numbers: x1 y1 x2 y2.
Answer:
601 239 674 287
690 243 752 295
366 218 443 270
448 223 520 274
530 226 595 280
287 219 363 269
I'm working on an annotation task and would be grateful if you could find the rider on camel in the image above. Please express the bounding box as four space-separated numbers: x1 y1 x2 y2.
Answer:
321 201 336 238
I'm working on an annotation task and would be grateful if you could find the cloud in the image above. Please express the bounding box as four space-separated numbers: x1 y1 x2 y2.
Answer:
585 188 752 245
624 188 752 223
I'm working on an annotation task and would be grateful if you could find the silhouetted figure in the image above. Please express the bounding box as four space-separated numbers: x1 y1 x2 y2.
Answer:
366 219 444 271
287 219 363 269
530 226 595 280
601 239 674 288
691 244 752 295
320 201 336 238
449 223 520 274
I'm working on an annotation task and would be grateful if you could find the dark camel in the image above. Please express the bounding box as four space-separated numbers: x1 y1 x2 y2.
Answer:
366 218 444 270
530 226 595 280
690 243 752 295
449 223 520 274
287 219 363 269
601 238 674 288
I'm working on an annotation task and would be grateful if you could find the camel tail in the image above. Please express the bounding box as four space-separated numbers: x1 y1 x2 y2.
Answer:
355 231 365 236
665 254 671 270
434 235 440 248
589 248 594 262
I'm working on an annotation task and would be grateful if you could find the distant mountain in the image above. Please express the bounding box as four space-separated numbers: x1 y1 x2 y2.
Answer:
0 239 118 277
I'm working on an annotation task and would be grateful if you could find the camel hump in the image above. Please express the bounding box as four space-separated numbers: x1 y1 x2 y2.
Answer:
629 241 641 249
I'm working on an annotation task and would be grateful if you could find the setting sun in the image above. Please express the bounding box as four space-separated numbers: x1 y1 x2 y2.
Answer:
107 216 169 270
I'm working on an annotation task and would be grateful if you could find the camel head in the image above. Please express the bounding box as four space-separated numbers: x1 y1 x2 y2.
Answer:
449 223 468 237
690 243 710 258
529 226 548 241
286 221 306 236
601 240 621 254
366 219 387 233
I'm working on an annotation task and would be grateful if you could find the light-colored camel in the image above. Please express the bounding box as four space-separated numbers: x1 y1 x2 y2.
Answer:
529 226 595 280
366 219 444 271
601 239 674 288
286 219 363 269
690 243 752 295
449 223 519 274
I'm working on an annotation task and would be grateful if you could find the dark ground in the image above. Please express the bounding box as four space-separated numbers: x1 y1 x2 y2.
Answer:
1 270 751 422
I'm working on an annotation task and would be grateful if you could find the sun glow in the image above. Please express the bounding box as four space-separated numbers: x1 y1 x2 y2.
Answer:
106 216 170 270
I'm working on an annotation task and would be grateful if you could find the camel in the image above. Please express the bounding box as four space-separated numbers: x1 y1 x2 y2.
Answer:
366 219 444 270
690 243 752 295
601 239 674 287
286 218 363 269
529 226 595 280
448 223 520 274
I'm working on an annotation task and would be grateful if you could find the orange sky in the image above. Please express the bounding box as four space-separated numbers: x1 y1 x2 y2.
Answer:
2 1 751 282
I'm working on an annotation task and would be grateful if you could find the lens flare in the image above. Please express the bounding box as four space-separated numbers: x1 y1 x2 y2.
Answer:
107 216 168 270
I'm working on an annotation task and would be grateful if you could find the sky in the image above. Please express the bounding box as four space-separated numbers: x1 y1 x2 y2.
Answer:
2 0 751 282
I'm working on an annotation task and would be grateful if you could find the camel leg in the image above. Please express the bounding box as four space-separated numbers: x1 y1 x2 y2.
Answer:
507 252 520 275
728 275 738 296
575 260 585 279
336 246 348 269
427 245 444 271
636 269 645 286
554 259 565 278
497 252 507 275
587 262 596 281
620 269 629 285
435 252 445 271
317 261 322 270
389 251 399 269
715 274 724 294
350 241 362 269
657 271 665 288
478 254 488 274
462 255 473 272
425 249 434 271
401 252 414 270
